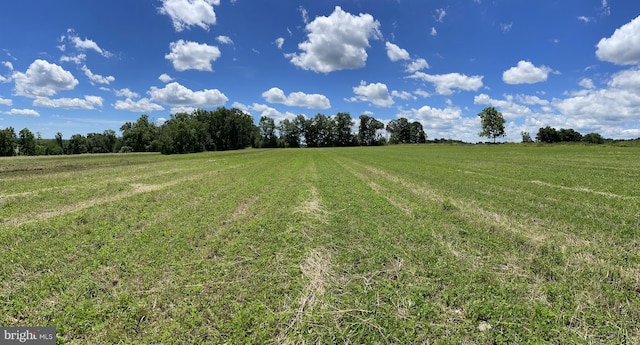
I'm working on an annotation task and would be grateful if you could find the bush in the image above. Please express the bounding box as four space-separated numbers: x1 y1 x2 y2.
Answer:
118 146 133 153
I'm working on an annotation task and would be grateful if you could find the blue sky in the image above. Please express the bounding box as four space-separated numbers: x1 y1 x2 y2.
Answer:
1 0 640 142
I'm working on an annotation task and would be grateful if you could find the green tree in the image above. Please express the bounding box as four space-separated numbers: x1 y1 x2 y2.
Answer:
536 126 560 143
558 128 582 142
55 132 65 154
358 115 384 146
278 118 302 148
0 127 17 156
478 107 506 143
582 132 605 144
409 121 427 143
18 128 36 155
521 131 534 143
333 112 355 146
68 134 88 154
386 118 411 144
258 116 278 148
120 114 158 152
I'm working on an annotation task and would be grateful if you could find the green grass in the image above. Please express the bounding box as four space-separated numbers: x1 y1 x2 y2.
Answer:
1 145 639 344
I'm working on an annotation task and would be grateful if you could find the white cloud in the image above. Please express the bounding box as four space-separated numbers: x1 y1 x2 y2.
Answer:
6 108 39 116
262 87 331 109
578 16 593 23
275 37 285 49
596 15 640 65
149 81 228 108
60 54 86 64
430 27 437 36
13 59 79 97
474 93 534 119
231 101 250 112
165 40 221 71
516 94 550 106
170 106 198 114
601 0 610 16
579 78 595 89
3 61 13 71
408 72 483 95
114 98 164 112
288 6 381 73
33 95 103 109
299 6 309 24
159 0 220 31
405 58 429 73
158 73 174 83
385 42 410 62
435 8 446 22
502 60 553 84
216 35 233 45
349 81 394 107
0 97 12 106
81 65 115 85
250 103 298 123
391 90 416 100
115 88 140 98
65 30 112 58
607 68 640 92
414 89 431 98
500 22 513 32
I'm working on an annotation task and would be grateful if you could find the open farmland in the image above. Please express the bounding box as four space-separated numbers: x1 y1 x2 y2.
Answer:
1 145 639 344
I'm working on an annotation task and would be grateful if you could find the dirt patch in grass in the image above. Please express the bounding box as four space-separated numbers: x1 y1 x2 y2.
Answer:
294 187 328 223
2 174 210 228
277 248 334 344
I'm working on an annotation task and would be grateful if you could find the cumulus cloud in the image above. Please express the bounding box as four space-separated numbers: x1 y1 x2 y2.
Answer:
391 90 416 100
405 58 429 73
33 95 103 109
596 15 640 65
250 103 298 123
158 73 174 83
115 88 140 98
6 108 39 116
62 29 112 58
349 81 394 107
275 37 285 49
474 93 534 119
114 98 165 112
408 72 483 95
262 87 331 109
216 35 233 45
81 65 115 85
0 97 12 106
608 68 640 91
288 6 381 73
13 59 79 97
385 42 410 61
579 78 595 89
60 54 86 64
149 81 228 107
516 94 550 106
165 40 221 71
502 60 554 84
159 0 220 31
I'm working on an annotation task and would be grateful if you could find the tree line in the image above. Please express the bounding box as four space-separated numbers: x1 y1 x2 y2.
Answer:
0 106 625 157
0 107 427 156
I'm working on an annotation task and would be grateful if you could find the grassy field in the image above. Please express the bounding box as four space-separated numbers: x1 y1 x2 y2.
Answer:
1 145 639 344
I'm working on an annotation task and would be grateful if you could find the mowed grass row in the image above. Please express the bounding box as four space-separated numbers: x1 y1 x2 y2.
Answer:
1 145 639 344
